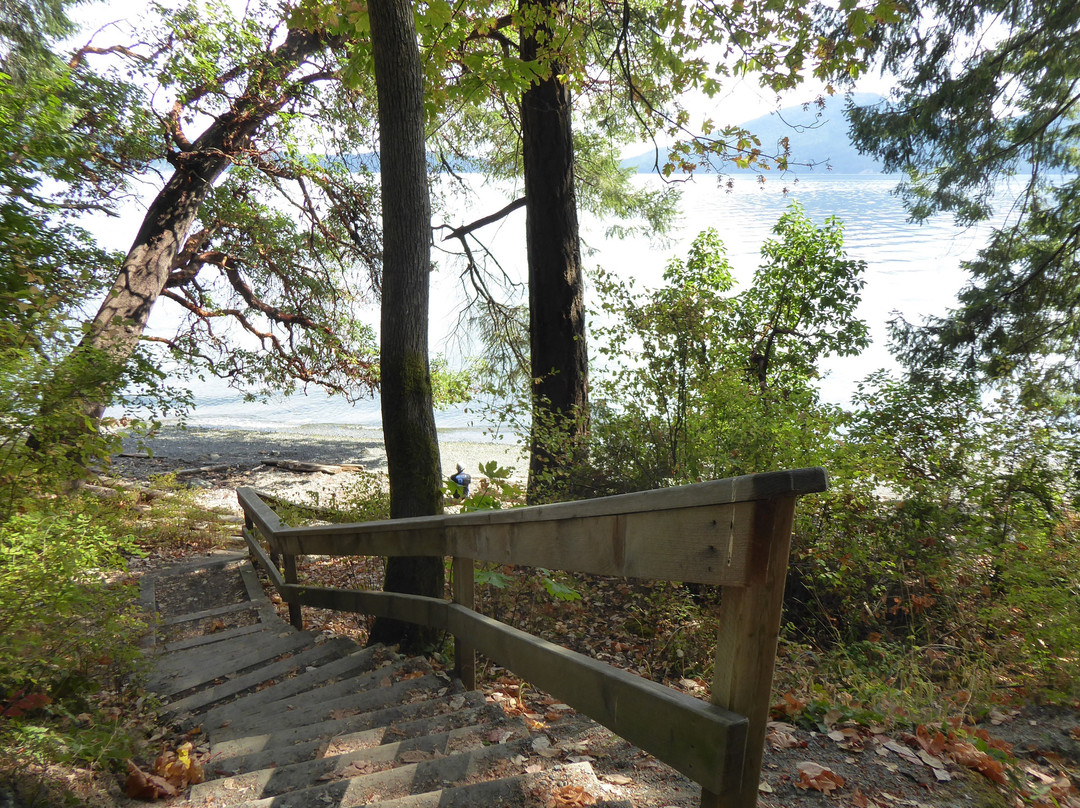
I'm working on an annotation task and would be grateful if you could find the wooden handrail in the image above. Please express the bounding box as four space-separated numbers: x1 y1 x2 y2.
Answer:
237 467 826 587
238 467 828 808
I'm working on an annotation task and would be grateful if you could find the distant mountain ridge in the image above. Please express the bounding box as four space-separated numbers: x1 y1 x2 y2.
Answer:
621 92 889 176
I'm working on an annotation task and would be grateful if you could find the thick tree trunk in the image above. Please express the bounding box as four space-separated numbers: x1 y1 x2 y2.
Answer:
37 28 330 449
366 0 445 653
520 0 589 503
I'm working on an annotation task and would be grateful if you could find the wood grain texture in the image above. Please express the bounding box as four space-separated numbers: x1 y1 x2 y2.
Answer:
444 604 747 794
451 556 476 690
272 582 748 794
709 498 797 808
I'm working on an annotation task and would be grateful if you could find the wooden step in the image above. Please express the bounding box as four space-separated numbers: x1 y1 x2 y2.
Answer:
206 672 449 741
193 719 531 801
141 557 628 807
209 700 514 776
194 649 425 732
160 636 356 715
191 737 530 807
208 689 487 764
149 629 322 696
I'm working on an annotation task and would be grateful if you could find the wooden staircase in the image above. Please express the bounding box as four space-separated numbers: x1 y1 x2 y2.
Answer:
141 552 631 808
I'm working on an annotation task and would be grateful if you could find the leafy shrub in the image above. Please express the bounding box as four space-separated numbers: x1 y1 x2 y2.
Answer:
0 501 145 703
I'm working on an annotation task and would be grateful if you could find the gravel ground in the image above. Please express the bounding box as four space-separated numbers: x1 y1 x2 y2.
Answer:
109 424 528 515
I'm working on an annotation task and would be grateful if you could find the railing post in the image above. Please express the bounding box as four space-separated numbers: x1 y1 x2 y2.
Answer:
451 555 476 690
243 512 255 564
704 496 797 808
283 553 303 630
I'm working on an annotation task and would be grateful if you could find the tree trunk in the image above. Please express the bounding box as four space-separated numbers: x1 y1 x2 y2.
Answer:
366 0 445 653
35 28 330 450
520 0 589 503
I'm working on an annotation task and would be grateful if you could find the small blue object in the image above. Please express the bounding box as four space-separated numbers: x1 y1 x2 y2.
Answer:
450 463 471 498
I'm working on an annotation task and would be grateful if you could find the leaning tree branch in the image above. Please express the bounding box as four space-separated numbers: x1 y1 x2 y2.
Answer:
438 196 527 241
222 267 336 336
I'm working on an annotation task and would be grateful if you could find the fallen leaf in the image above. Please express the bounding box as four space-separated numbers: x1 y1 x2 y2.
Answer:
546 784 597 807
767 723 805 750
601 774 632 785
794 761 845 793
945 741 1008 784
398 750 432 763
915 726 947 757
770 692 806 719
125 760 178 800
881 739 923 767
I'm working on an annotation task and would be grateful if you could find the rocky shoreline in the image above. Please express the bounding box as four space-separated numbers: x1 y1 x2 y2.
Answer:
109 424 527 515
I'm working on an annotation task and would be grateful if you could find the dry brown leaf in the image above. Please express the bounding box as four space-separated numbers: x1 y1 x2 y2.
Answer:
770 692 806 719
915 725 947 757
152 742 204 790
125 760 178 801
945 741 1009 784
206 618 226 633
794 761 845 793
546 784 597 808
972 728 1013 754
601 774 633 785
766 722 805 750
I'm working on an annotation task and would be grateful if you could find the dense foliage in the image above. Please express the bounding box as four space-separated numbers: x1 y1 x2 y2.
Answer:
847 0 1080 398
589 204 867 492
584 212 1080 700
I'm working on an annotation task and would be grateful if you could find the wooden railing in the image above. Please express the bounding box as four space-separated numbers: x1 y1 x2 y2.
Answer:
237 467 827 808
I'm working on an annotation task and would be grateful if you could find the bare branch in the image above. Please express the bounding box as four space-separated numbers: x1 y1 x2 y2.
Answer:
438 197 527 241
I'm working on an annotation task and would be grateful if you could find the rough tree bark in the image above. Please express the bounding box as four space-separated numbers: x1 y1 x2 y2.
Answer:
366 0 445 653
35 27 332 449
520 0 589 503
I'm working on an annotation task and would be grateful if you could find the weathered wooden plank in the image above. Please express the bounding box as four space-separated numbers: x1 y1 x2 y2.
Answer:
706 497 797 808
243 527 286 591
160 622 276 654
254 469 823 536
278 582 747 794
282 585 448 629
448 502 757 585
237 488 287 539
238 472 824 586
283 554 303 630
451 556 476 689
162 600 262 627
445 604 747 795
259 503 755 586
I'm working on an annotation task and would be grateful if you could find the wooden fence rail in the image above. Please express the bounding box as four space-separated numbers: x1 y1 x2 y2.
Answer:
237 467 827 808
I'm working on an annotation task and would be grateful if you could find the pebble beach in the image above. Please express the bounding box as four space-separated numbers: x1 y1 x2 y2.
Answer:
110 424 528 514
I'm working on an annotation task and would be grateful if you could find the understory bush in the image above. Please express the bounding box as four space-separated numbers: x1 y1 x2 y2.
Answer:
0 500 145 705
579 211 1080 705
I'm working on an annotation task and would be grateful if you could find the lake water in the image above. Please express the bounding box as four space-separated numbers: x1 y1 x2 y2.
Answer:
108 173 993 441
